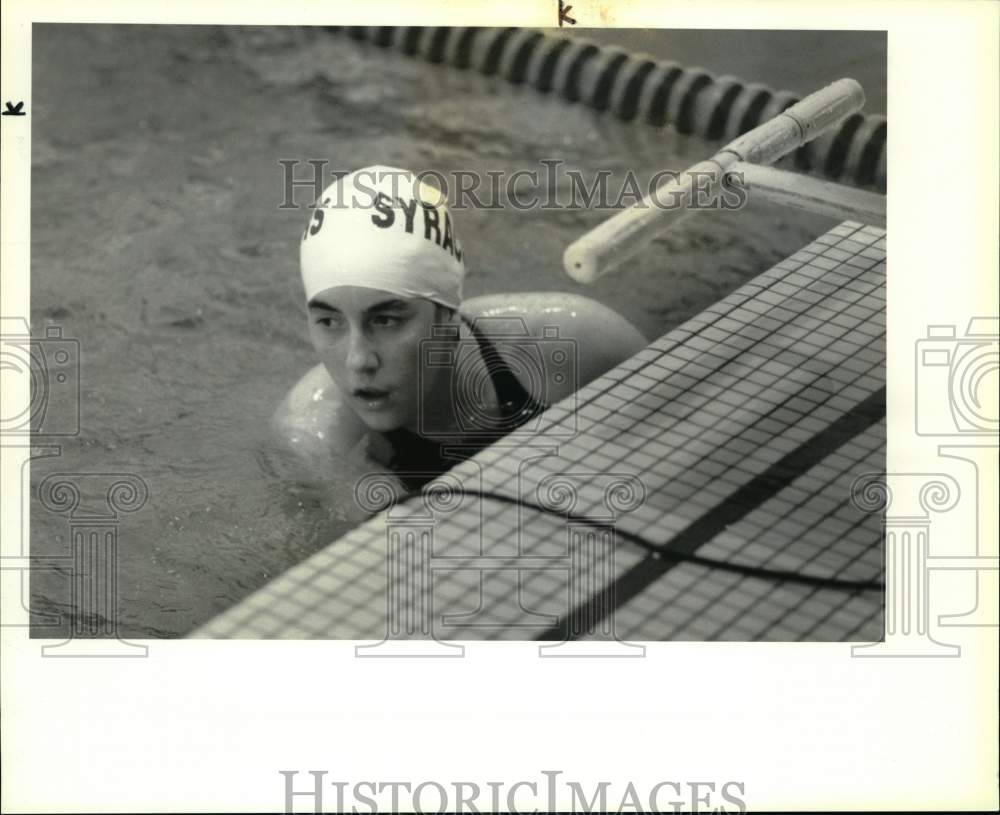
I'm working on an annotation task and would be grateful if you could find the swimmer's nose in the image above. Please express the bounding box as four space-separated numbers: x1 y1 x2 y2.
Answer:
345 330 379 373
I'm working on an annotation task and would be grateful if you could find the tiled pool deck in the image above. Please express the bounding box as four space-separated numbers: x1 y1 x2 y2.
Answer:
193 221 886 642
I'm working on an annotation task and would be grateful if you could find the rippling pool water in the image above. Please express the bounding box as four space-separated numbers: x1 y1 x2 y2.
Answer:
28 25 886 637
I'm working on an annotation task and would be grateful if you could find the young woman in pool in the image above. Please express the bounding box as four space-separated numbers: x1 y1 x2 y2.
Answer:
273 166 647 497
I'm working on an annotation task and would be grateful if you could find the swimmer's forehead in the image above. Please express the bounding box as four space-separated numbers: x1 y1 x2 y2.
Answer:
307 287 428 313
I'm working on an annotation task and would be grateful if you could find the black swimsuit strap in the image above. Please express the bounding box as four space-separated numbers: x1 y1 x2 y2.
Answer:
381 320 549 492
463 319 548 425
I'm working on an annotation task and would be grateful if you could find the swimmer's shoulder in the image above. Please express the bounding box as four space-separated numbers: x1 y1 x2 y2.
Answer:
271 363 368 465
462 291 646 347
460 292 647 401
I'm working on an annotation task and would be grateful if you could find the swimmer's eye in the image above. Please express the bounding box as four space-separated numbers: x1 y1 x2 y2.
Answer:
370 314 404 328
314 315 344 329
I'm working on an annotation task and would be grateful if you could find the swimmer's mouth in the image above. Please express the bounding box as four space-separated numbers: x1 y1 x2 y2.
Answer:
352 387 391 407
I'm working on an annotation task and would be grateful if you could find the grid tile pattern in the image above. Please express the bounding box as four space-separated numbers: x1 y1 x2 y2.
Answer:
192 221 886 641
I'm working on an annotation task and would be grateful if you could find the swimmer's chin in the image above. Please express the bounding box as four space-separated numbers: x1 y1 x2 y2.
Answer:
349 403 412 434
359 415 407 433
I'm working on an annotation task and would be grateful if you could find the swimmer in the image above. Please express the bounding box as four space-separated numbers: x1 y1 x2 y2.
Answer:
273 166 647 500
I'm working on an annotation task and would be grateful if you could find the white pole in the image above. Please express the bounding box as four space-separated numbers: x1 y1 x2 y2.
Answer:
563 78 867 284
732 162 886 228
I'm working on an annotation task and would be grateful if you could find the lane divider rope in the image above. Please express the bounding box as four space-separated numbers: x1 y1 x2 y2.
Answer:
330 26 887 191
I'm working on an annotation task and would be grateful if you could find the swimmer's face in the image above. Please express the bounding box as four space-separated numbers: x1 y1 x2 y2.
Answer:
307 286 453 433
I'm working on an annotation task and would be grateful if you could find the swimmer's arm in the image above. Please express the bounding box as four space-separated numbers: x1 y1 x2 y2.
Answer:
271 363 367 471
272 366 409 521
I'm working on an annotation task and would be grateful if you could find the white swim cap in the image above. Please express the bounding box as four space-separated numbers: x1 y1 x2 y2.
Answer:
300 165 466 310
